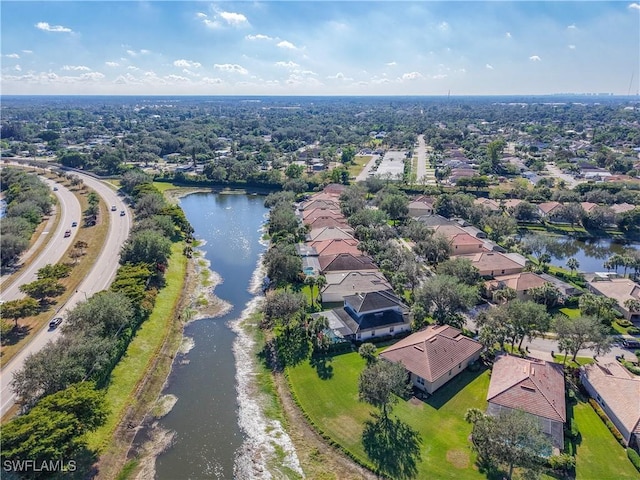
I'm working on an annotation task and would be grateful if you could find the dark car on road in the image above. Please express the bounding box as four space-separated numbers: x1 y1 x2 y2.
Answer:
621 338 640 349
49 317 63 329
64 229 71 237
71 221 78 227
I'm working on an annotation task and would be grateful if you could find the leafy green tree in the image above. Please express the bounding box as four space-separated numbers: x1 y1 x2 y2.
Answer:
379 193 409 226
263 244 303 286
64 290 134 338
120 230 172 267
36 263 72 280
529 282 563 308
414 233 451 266
617 207 640 236
58 151 87 168
1 297 40 327
492 287 517 305
554 315 611 362
437 257 480 286
1 233 29 267
358 360 410 420
414 275 477 328
512 201 540 222
358 342 378 366
19 278 66 304
521 233 555 264
566 257 580 273
483 214 517 242
285 163 304 179
465 408 550 480
1 382 107 468
340 145 356 164
578 293 618 324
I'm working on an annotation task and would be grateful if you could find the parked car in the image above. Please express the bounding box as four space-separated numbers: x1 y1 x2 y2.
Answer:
64 229 71 237
53 186 58 191
120 210 125 216
49 317 63 329
71 221 78 227
111 205 117 211
621 338 640 349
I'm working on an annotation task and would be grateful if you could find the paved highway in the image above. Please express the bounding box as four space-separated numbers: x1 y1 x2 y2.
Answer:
0 171 132 417
0 177 82 301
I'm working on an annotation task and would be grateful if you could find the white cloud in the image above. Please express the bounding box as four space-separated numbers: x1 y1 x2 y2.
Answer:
529 55 542 61
402 72 423 80
22 50 33 54
214 63 248 75
277 40 297 50
80 72 105 81
246 34 272 41
437 21 449 32
567 24 577 30
328 72 352 81
173 59 201 68
486 64 494 70
275 61 299 69
140 49 150 55
35 22 72 33
182 69 200 77
62 65 91 71
219 11 248 26
385 61 397 66
568 44 576 50
430 74 448 80
5 53 20 59
127 66 140 71
126 49 150 57
196 12 207 18
505 32 512 38
105 61 120 67
165 74 190 83
201 77 223 84
14 65 22 72
628 3 640 10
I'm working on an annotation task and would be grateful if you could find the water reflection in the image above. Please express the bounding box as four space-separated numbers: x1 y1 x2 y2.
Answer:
547 235 639 272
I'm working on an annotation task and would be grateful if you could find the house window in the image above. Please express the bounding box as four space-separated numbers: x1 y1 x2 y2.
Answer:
371 330 376 337
357 333 361 340
449 370 452 376
389 326 394 333
458 363 462 369
501 270 505 274
416 376 425 385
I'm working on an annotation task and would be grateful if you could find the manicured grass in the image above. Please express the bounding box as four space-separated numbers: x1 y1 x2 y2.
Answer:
287 351 489 479
552 354 594 368
573 400 639 479
152 181 177 193
86 242 187 452
558 307 581 319
348 156 371 178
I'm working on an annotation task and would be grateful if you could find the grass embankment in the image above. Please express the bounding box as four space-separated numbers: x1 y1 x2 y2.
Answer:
287 351 489 479
573 400 639 479
348 156 371 178
87 242 187 473
0 178 109 368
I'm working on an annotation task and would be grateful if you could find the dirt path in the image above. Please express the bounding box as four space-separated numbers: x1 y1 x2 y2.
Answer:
273 373 380 480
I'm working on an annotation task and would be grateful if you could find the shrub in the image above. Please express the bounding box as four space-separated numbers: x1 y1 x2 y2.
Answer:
548 453 576 472
616 318 634 328
621 360 640 376
628 448 640 473
627 326 640 335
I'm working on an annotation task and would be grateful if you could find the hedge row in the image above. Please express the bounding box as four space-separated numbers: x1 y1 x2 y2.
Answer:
588 398 626 447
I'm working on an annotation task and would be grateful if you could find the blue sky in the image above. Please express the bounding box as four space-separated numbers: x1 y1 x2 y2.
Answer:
1 1 639 95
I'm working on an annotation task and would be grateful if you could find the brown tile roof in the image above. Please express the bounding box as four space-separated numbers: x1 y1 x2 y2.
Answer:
451 233 485 247
309 238 361 256
301 199 341 211
458 252 524 273
319 253 377 272
380 325 483 383
306 216 350 229
588 278 640 308
474 198 501 211
581 362 640 437
488 355 566 423
504 199 523 210
611 203 636 214
302 208 344 221
537 201 562 215
580 202 599 213
308 226 355 241
431 224 469 240
486 272 548 293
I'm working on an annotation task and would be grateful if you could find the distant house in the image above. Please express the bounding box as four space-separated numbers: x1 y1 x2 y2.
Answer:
302 208 344 222
300 198 341 212
314 290 411 341
487 355 566 449
408 196 436 217
537 201 562 218
311 238 361 257
474 198 501 212
306 216 351 230
580 362 640 448
380 324 483 394
503 199 524 212
457 251 525 277
322 184 347 196
321 270 392 303
319 253 378 273
307 226 355 242
580 202 599 214
485 272 549 301
450 233 486 255
587 278 640 323
430 223 470 240
611 203 637 216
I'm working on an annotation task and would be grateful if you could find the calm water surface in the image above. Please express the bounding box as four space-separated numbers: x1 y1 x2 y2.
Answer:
546 235 639 272
155 193 267 480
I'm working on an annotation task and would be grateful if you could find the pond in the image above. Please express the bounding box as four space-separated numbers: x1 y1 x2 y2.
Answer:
546 235 640 273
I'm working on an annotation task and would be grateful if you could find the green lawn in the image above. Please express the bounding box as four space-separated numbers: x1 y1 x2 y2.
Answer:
288 351 489 479
86 242 187 451
558 307 581 319
573 401 639 479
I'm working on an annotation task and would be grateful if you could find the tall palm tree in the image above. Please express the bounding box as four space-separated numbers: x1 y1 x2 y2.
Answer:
304 275 317 307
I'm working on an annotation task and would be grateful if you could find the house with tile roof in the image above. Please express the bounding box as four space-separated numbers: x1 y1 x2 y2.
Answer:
310 238 361 257
487 355 566 449
580 361 640 448
611 203 637 216
408 196 436 217
319 253 378 273
587 278 640 323
321 270 391 303
307 226 355 242
458 251 525 277
306 216 351 230
302 207 344 222
485 272 549 301
380 324 483 394
313 290 411 341
300 198 341 212
537 201 563 218
474 197 501 212
450 233 487 255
